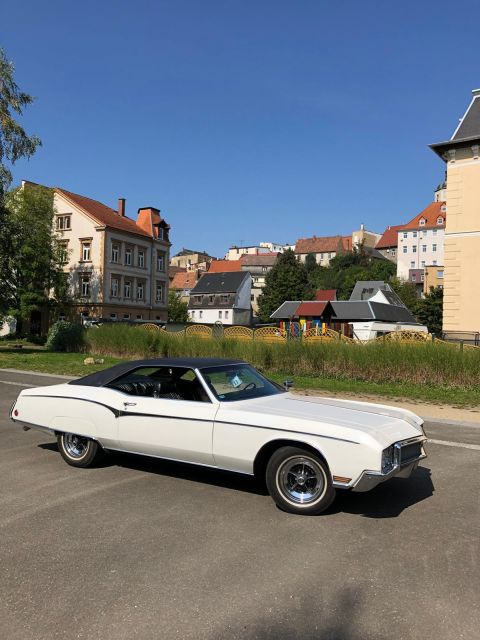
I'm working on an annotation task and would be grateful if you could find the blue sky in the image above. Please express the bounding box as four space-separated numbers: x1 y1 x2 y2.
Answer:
3 0 479 256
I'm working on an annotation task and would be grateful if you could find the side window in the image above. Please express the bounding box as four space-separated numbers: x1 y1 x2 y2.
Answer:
107 367 210 402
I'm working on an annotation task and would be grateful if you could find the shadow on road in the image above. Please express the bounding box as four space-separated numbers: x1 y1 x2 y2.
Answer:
38 442 434 514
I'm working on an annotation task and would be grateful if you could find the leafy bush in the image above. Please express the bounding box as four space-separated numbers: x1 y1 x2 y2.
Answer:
46 321 85 352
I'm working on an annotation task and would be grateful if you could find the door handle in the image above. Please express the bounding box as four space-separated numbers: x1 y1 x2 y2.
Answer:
123 402 137 407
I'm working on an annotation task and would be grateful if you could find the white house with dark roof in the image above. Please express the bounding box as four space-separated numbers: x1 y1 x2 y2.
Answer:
188 271 252 325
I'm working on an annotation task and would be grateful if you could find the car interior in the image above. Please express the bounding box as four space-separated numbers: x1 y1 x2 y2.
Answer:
107 367 211 402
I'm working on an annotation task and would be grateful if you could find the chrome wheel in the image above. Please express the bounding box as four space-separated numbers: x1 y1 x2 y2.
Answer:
276 456 327 505
63 433 89 459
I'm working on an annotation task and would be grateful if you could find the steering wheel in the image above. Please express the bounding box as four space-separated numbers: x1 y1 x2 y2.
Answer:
243 382 257 391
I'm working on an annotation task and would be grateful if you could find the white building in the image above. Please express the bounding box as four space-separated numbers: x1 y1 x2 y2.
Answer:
396 202 446 282
188 271 252 325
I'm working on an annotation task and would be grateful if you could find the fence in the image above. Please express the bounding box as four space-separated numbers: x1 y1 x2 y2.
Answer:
139 323 480 348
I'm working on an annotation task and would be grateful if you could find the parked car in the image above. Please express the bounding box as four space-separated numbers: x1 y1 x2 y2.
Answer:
10 358 427 515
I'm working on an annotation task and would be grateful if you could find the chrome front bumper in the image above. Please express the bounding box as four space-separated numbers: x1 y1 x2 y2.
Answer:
351 435 427 493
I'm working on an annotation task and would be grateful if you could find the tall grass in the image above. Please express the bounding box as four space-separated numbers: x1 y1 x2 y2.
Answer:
85 324 480 389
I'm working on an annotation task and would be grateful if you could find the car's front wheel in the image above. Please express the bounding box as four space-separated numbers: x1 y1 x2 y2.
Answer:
57 433 103 468
266 446 335 515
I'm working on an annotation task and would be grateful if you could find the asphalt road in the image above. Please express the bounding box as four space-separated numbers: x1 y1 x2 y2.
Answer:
0 370 478 640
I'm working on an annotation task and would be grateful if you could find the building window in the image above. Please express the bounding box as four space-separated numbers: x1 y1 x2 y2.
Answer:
391 248 396 256
436 217 444 225
81 241 91 262
137 282 144 300
403 246 407 253
419 219 426 226
219 310 222 319
56 215 71 230
208 295 215 305
432 244 437 252
403 232 408 239
111 277 119 297
155 282 164 303
320 253 324 259
413 231 417 238
412 274 416 282
262 266 267 272
123 313 130 320
125 247 132 266
225 310 229 319
413 246 417 253
157 251 165 272
124 280 131 298
110 313 117 320
138 250 145 268
80 274 90 297
251 294 255 301
136 314 143 320
432 260 437 266
58 242 69 264
422 245 427 252
433 229 437 236
410 261 415 268
111 243 119 263
437 270 444 278
420 274 424 282
158 227 164 240
220 294 229 303
193 295 202 305
421 261 425 268
199 310 203 319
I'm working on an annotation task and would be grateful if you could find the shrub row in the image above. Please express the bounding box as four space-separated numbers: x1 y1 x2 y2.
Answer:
84 324 480 389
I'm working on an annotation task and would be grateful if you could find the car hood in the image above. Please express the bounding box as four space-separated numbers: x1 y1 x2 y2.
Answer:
216 393 424 446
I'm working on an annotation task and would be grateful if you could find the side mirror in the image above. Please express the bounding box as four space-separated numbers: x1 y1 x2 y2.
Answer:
283 379 293 391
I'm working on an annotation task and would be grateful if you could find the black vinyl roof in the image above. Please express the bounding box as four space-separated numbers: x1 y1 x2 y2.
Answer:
69 358 246 387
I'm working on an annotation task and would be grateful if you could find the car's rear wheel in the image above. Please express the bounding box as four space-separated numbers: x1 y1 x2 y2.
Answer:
57 433 103 468
266 446 335 515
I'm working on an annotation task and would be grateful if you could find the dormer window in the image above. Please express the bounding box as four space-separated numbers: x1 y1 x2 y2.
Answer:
419 218 426 226
436 216 444 225
441 205 446 213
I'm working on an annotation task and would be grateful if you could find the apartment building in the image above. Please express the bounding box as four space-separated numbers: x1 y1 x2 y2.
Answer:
430 88 480 333
45 184 171 322
396 202 446 282
170 248 214 271
295 235 350 266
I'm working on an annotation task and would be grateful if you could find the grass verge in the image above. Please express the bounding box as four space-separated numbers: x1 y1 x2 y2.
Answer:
1 349 479 408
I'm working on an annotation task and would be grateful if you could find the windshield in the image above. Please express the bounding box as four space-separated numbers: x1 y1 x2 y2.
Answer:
200 364 283 402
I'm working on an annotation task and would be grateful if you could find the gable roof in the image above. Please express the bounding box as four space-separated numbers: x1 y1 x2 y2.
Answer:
56 188 152 238
376 224 403 249
451 93 480 141
295 235 346 255
349 281 406 307
190 271 249 294
170 271 198 290
208 260 243 273
296 301 330 317
270 301 301 319
331 301 417 323
315 289 337 301
399 202 446 231
240 253 278 266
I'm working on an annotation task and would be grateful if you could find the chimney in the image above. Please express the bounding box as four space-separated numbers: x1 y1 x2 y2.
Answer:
472 88 480 97
118 198 126 216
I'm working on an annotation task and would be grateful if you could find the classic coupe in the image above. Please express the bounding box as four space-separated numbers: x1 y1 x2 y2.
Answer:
10 358 427 515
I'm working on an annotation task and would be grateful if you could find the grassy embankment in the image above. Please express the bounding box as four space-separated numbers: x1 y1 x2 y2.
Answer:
1 324 480 407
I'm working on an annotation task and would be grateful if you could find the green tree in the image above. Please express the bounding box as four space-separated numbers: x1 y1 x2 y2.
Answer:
0 48 41 195
415 286 443 335
0 184 67 331
389 278 420 312
257 249 310 322
167 290 190 323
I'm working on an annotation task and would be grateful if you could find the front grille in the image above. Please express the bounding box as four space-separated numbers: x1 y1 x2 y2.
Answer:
400 441 423 464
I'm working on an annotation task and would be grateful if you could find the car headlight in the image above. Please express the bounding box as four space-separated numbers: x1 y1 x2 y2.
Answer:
381 446 395 474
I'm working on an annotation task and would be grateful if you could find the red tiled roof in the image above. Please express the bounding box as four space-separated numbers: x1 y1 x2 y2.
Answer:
296 301 329 317
240 253 278 266
170 271 198 290
56 188 152 238
400 201 446 230
375 224 403 249
315 289 337 301
208 260 242 273
295 235 346 254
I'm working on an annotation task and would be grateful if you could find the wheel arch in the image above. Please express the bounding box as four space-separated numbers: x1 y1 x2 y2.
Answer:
253 438 330 480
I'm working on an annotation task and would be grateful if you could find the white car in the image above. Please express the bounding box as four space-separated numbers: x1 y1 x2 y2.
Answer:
10 358 427 515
